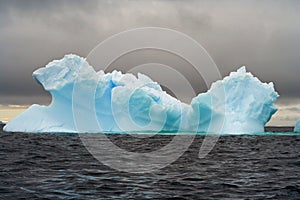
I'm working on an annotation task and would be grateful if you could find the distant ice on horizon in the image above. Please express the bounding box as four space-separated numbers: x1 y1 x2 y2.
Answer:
4 54 279 134
295 119 300 133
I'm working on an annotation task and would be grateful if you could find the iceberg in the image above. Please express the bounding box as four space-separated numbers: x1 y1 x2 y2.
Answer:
4 54 279 134
295 119 300 133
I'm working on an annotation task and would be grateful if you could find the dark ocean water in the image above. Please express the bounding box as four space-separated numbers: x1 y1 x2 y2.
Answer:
0 125 300 199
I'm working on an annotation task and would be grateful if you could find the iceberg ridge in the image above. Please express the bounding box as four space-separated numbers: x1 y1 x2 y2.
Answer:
4 54 279 134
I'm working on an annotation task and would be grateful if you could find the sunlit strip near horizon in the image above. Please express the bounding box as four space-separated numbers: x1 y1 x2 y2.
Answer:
0 105 29 123
0 103 299 127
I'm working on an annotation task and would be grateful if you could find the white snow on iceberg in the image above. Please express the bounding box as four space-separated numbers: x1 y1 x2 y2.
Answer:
295 119 300 133
4 54 279 134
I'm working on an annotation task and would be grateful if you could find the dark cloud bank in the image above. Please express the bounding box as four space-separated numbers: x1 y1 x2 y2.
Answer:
0 0 299 106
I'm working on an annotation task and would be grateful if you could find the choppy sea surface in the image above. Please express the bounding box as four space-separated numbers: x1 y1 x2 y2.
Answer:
0 125 299 199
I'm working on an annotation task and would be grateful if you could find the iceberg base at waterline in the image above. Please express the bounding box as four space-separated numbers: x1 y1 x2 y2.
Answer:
4 54 279 134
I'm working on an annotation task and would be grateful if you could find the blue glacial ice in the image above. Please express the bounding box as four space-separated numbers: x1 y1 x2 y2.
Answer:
4 54 279 134
295 119 300 133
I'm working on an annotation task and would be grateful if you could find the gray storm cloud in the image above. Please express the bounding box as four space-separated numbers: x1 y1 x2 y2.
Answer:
0 0 299 106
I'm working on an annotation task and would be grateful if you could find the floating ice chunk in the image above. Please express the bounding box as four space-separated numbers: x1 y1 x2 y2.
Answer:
4 55 279 134
295 119 300 133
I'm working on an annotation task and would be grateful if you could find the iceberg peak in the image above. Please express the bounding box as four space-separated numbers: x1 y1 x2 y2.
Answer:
237 66 246 73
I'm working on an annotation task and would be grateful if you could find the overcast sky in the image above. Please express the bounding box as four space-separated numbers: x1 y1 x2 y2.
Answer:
0 0 299 125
